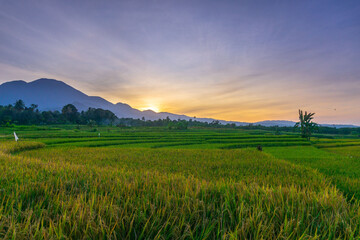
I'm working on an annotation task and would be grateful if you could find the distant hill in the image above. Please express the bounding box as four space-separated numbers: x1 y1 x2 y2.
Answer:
0 78 358 128
252 120 358 129
0 78 247 124
254 120 296 127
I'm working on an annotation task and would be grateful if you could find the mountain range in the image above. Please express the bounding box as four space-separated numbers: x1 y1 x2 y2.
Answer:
0 78 357 128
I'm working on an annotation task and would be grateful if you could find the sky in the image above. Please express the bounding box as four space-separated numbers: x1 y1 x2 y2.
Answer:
0 0 360 124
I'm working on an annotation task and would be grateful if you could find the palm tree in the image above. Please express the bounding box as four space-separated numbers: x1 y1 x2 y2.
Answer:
294 109 317 140
14 99 25 111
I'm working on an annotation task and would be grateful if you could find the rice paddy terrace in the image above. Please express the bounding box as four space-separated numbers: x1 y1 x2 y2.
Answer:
1 125 360 239
1 125 313 149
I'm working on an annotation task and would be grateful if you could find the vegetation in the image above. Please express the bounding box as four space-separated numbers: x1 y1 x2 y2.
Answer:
1 141 360 239
265 146 360 200
1 126 360 238
0 100 117 125
295 109 317 140
2 101 360 138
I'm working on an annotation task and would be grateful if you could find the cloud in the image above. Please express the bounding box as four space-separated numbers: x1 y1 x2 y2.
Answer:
0 0 360 124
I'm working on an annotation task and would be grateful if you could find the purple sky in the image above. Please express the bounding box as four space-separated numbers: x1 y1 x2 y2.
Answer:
0 0 360 124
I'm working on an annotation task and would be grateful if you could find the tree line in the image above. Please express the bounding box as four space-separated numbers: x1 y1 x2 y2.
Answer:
0 100 239 129
0 100 117 125
1 100 359 136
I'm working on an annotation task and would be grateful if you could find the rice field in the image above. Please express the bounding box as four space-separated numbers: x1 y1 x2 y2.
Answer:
265 146 360 201
1 125 310 149
1 125 360 239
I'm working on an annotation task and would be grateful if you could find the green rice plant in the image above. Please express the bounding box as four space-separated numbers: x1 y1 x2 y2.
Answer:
0 141 45 154
265 146 360 200
220 141 311 149
314 142 360 148
1 127 360 238
21 129 311 150
1 142 360 239
325 146 360 158
19 147 330 191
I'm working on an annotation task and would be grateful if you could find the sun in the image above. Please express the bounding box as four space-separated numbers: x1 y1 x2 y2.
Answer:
139 104 160 113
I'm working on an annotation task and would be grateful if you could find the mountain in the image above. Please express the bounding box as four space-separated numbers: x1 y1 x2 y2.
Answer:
320 124 359 128
0 78 248 124
0 78 358 128
254 120 296 127
253 120 359 128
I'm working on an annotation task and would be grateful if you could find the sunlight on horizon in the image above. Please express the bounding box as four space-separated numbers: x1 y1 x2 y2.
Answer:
0 1 359 124
139 104 160 113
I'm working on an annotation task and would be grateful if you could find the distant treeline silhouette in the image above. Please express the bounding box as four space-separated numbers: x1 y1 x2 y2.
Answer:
1 100 359 135
0 100 117 126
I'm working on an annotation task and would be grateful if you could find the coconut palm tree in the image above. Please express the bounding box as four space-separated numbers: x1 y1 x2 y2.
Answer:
295 109 317 140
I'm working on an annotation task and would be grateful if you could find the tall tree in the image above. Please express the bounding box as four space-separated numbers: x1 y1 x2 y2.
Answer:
14 100 25 111
295 109 317 140
62 104 79 123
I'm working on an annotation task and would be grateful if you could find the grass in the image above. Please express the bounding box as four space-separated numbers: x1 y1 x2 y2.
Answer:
1 125 307 149
2 143 360 239
0 141 45 154
315 142 360 148
325 146 360 158
18 147 330 191
1 126 360 238
265 146 360 200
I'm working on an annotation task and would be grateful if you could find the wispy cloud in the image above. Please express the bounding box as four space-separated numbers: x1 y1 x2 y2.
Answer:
0 0 360 124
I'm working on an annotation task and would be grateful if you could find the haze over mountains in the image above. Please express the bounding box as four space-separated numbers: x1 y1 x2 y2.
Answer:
0 78 357 128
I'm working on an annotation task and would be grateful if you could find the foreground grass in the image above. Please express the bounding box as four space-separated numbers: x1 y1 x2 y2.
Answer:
266 146 360 200
0 141 45 154
0 142 359 239
19 147 330 191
